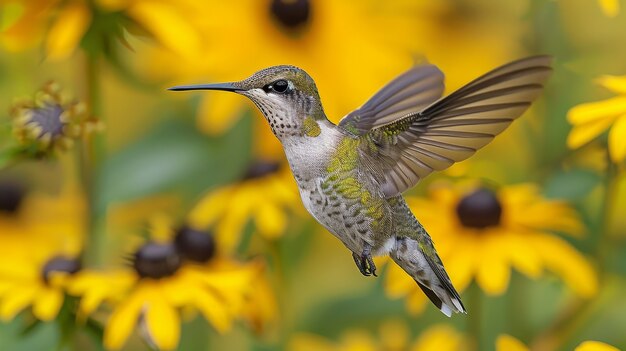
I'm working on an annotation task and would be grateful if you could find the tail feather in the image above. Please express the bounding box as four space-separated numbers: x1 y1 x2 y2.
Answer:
391 236 466 316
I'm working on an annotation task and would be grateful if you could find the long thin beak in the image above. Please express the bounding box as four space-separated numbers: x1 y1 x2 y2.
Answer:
167 82 242 92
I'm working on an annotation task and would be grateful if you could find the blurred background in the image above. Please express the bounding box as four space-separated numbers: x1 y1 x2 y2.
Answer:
1 0 625 350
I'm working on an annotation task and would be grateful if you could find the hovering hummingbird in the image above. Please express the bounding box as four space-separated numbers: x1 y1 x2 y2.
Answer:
169 56 552 316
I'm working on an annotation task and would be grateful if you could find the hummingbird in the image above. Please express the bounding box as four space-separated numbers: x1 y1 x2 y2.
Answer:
169 56 552 316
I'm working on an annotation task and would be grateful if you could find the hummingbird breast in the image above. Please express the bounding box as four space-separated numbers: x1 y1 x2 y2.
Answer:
282 121 393 254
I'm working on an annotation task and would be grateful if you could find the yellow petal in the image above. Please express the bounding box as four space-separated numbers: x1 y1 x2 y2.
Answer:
193 288 233 333
567 97 626 125
45 1 92 60
608 116 626 162
144 296 180 351
476 240 510 295
104 289 144 350
0 285 38 320
384 261 416 297
532 234 598 297
32 288 64 321
187 186 231 229
406 291 428 315
127 1 201 56
496 335 530 351
567 116 616 149
597 75 626 94
77 287 107 317
598 0 620 17
198 94 245 135
254 202 287 239
411 324 464 351
575 340 620 351
500 234 543 279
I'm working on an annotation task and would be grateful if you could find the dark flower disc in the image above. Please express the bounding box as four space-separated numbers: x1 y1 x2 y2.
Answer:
456 188 502 229
174 226 216 263
133 242 181 279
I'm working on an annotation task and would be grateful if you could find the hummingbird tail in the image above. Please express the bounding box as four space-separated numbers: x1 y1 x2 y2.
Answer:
390 236 466 317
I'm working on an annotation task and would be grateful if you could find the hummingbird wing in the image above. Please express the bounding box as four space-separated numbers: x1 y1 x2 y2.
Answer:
360 56 552 197
338 64 444 134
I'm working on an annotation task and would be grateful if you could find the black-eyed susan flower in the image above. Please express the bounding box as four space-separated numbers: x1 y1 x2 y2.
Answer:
188 160 300 252
68 226 263 350
0 182 84 321
141 1 448 135
10 81 100 155
0 254 81 322
288 320 465 351
496 335 619 351
0 0 203 60
567 75 626 163
0 216 82 322
385 182 597 314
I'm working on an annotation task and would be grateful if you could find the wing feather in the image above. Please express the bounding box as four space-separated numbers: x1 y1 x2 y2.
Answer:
338 64 445 134
357 55 552 197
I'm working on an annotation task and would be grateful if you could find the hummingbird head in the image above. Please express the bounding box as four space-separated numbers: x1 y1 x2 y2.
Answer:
169 66 326 139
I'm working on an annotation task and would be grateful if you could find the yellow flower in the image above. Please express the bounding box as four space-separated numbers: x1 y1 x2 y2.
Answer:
68 226 263 350
0 254 81 322
141 1 447 134
567 75 626 163
188 161 301 252
0 0 203 60
0 182 84 321
496 335 620 351
240 265 279 334
10 81 100 155
288 320 465 351
385 182 597 314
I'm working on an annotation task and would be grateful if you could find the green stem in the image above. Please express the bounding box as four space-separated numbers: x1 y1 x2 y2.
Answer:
81 53 107 267
531 149 619 351
468 283 483 351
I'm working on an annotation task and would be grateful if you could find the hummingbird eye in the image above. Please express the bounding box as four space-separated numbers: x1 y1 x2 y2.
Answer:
265 79 290 94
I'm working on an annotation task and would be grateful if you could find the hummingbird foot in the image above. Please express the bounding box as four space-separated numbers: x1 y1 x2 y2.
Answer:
352 247 377 277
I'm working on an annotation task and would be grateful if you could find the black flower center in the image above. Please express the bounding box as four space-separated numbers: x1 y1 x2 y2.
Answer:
30 104 65 139
174 226 216 263
42 256 81 284
270 0 311 30
455 188 502 229
0 181 26 214
133 242 181 279
242 160 281 180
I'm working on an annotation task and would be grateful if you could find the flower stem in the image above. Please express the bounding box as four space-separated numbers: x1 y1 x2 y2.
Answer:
531 150 618 351
468 283 483 351
80 53 107 267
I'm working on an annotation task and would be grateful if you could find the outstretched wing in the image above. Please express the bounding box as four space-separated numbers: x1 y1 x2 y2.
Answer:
338 64 445 134
361 56 553 197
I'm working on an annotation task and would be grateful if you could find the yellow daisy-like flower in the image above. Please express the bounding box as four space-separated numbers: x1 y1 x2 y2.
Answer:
142 0 446 134
385 182 597 314
0 253 81 322
0 181 84 321
288 320 465 351
0 0 203 60
567 75 626 163
188 160 301 252
496 335 620 351
10 81 101 155
69 226 262 350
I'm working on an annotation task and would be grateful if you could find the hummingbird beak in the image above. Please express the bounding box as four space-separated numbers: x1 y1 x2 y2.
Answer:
167 82 243 92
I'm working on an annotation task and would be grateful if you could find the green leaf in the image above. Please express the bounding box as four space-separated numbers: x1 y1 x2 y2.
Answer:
543 168 602 200
95 112 253 215
0 316 60 351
